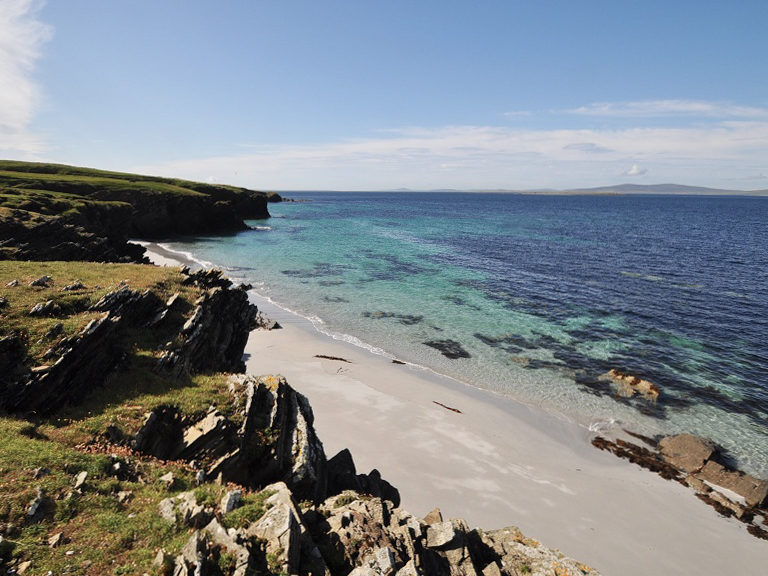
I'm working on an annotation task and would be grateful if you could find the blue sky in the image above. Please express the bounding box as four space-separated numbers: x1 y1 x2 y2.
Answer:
2 0 767 190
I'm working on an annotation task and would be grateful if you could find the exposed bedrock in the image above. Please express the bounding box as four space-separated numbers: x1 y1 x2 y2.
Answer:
0 268 258 415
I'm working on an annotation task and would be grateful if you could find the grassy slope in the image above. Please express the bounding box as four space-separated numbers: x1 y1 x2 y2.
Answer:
0 261 266 575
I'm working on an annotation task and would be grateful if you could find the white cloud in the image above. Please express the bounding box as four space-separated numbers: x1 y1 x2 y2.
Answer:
0 0 52 155
622 164 647 177
567 100 768 119
134 119 768 190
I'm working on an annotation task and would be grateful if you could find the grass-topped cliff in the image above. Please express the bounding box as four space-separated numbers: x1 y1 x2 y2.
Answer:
0 161 277 263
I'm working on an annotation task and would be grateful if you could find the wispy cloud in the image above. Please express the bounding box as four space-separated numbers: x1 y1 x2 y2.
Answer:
135 119 768 190
567 100 768 119
0 0 52 155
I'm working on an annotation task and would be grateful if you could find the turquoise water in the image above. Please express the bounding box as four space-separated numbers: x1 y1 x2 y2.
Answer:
164 192 768 476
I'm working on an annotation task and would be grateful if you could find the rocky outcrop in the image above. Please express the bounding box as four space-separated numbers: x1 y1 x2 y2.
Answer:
593 432 768 539
599 369 660 402
0 209 147 263
156 281 258 377
0 161 272 262
327 448 401 507
134 375 329 503
0 268 258 415
156 482 601 576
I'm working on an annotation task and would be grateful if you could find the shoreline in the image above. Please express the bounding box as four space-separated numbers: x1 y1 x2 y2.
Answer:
142 243 768 576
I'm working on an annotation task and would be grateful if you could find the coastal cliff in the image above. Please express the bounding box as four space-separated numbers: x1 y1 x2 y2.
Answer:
0 161 272 263
0 260 601 575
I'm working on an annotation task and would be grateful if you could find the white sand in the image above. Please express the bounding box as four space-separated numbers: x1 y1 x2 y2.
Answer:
145 245 768 576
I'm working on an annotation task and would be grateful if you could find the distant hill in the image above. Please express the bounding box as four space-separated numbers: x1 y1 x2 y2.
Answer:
469 183 768 196
563 183 768 196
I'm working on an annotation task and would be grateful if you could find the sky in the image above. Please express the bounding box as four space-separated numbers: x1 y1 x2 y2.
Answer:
2 0 768 191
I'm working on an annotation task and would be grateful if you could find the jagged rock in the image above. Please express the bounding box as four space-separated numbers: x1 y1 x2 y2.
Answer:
41 322 64 341
203 518 253 576
1 314 122 415
61 281 86 291
134 376 328 502
132 407 184 460
255 311 282 330
159 472 176 490
29 275 53 287
696 460 768 507
32 467 50 480
181 268 232 289
156 283 258 377
73 471 87 491
27 487 45 520
159 491 213 528
6 279 19 287
117 491 133 504
28 300 59 316
173 531 215 576
221 489 242 514
327 449 401 507
426 521 457 549
659 434 716 473
48 532 64 547
476 526 601 576
423 508 443 525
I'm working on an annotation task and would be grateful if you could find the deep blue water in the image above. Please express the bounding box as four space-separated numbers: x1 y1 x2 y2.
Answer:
165 192 768 475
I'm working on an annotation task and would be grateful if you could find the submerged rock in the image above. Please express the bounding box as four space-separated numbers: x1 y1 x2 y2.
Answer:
424 339 471 359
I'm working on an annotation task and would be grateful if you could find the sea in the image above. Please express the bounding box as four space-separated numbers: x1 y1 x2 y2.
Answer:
161 192 768 477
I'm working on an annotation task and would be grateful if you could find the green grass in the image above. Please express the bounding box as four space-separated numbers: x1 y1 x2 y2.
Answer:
0 261 192 364
220 490 276 530
0 259 282 574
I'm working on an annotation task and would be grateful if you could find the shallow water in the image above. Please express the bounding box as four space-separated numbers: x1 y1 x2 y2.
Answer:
164 192 768 476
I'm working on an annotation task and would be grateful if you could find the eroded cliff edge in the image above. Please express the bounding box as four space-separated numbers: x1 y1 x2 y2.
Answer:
0 161 275 263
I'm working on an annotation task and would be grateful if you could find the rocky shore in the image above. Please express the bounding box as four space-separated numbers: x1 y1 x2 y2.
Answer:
2 161 767 575
0 263 601 576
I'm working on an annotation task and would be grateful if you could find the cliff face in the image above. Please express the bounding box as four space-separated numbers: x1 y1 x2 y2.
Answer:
0 262 601 576
0 161 271 262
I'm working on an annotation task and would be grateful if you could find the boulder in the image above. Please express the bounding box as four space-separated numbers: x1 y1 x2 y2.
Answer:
659 434 716 473
696 461 768 507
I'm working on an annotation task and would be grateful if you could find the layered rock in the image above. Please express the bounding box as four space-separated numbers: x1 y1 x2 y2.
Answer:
0 209 146 263
593 432 768 539
134 375 329 503
0 268 258 415
157 482 601 576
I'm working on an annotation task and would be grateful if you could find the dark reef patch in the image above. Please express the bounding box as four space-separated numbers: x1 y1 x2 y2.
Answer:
424 339 471 359
363 311 424 326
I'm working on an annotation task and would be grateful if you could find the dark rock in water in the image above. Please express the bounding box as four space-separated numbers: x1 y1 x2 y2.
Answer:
363 311 424 325
323 296 349 303
424 339 471 359
474 332 538 350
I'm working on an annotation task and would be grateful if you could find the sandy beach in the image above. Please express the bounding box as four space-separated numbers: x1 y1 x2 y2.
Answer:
143 242 768 576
